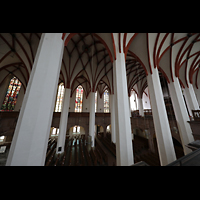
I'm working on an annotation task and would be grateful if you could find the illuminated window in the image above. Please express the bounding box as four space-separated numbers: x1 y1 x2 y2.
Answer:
0 136 5 142
75 85 83 112
51 127 59 136
55 83 64 112
130 89 138 111
104 89 109 113
95 91 97 112
1 77 21 111
73 125 80 134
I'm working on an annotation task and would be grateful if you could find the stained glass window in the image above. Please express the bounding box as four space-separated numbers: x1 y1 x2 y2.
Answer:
95 91 97 112
104 89 109 113
75 85 83 112
1 77 21 111
55 83 65 112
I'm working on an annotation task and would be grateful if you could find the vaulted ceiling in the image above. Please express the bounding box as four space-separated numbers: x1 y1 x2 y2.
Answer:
0 33 200 99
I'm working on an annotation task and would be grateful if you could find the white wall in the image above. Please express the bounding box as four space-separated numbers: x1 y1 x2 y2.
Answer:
142 88 151 109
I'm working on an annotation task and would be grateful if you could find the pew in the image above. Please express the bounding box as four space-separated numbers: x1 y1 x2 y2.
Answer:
94 148 103 165
45 141 57 162
68 139 74 166
90 147 97 166
75 139 79 166
46 148 56 166
95 138 108 164
83 144 92 166
79 138 86 166
60 138 71 166
54 153 60 166
100 137 116 157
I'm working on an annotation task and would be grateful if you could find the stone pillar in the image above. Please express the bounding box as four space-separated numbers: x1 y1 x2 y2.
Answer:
138 97 144 116
168 78 194 155
110 94 116 144
147 67 176 166
113 54 134 166
89 92 95 147
184 83 200 116
56 88 71 154
6 33 64 166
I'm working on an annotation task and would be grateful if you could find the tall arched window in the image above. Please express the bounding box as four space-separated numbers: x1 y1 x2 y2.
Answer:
55 83 65 112
95 91 97 112
104 89 109 113
130 89 138 111
1 76 21 111
75 85 83 112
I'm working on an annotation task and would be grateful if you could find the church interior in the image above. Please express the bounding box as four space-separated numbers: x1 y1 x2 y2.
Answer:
0 33 200 166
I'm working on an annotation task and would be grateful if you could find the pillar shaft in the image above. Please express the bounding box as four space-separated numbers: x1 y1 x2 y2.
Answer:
6 33 64 166
184 83 199 116
114 52 134 166
56 88 71 154
138 97 144 116
89 92 95 147
168 78 194 155
147 67 176 166
110 94 116 144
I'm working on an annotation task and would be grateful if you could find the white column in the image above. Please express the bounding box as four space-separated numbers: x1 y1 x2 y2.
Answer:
6 33 64 166
110 94 116 144
114 53 134 166
56 88 71 154
89 92 95 147
168 78 193 155
147 67 176 166
184 84 199 116
138 97 144 116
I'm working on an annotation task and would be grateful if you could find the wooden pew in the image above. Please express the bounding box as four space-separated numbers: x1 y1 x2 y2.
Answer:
100 137 116 157
45 141 57 162
46 148 56 166
94 148 103 165
60 139 70 166
83 144 92 166
68 139 74 166
75 139 79 166
54 153 60 166
79 138 85 166
47 138 55 152
90 147 97 166
95 138 108 164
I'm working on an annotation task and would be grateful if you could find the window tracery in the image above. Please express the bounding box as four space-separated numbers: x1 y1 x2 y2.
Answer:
1 77 21 111
75 85 83 112
104 89 109 113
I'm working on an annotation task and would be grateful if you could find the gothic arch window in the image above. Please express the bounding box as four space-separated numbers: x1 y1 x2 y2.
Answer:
55 83 64 112
75 85 83 112
73 125 80 134
130 89 138 111
1 76 22 111
104 89 109 113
